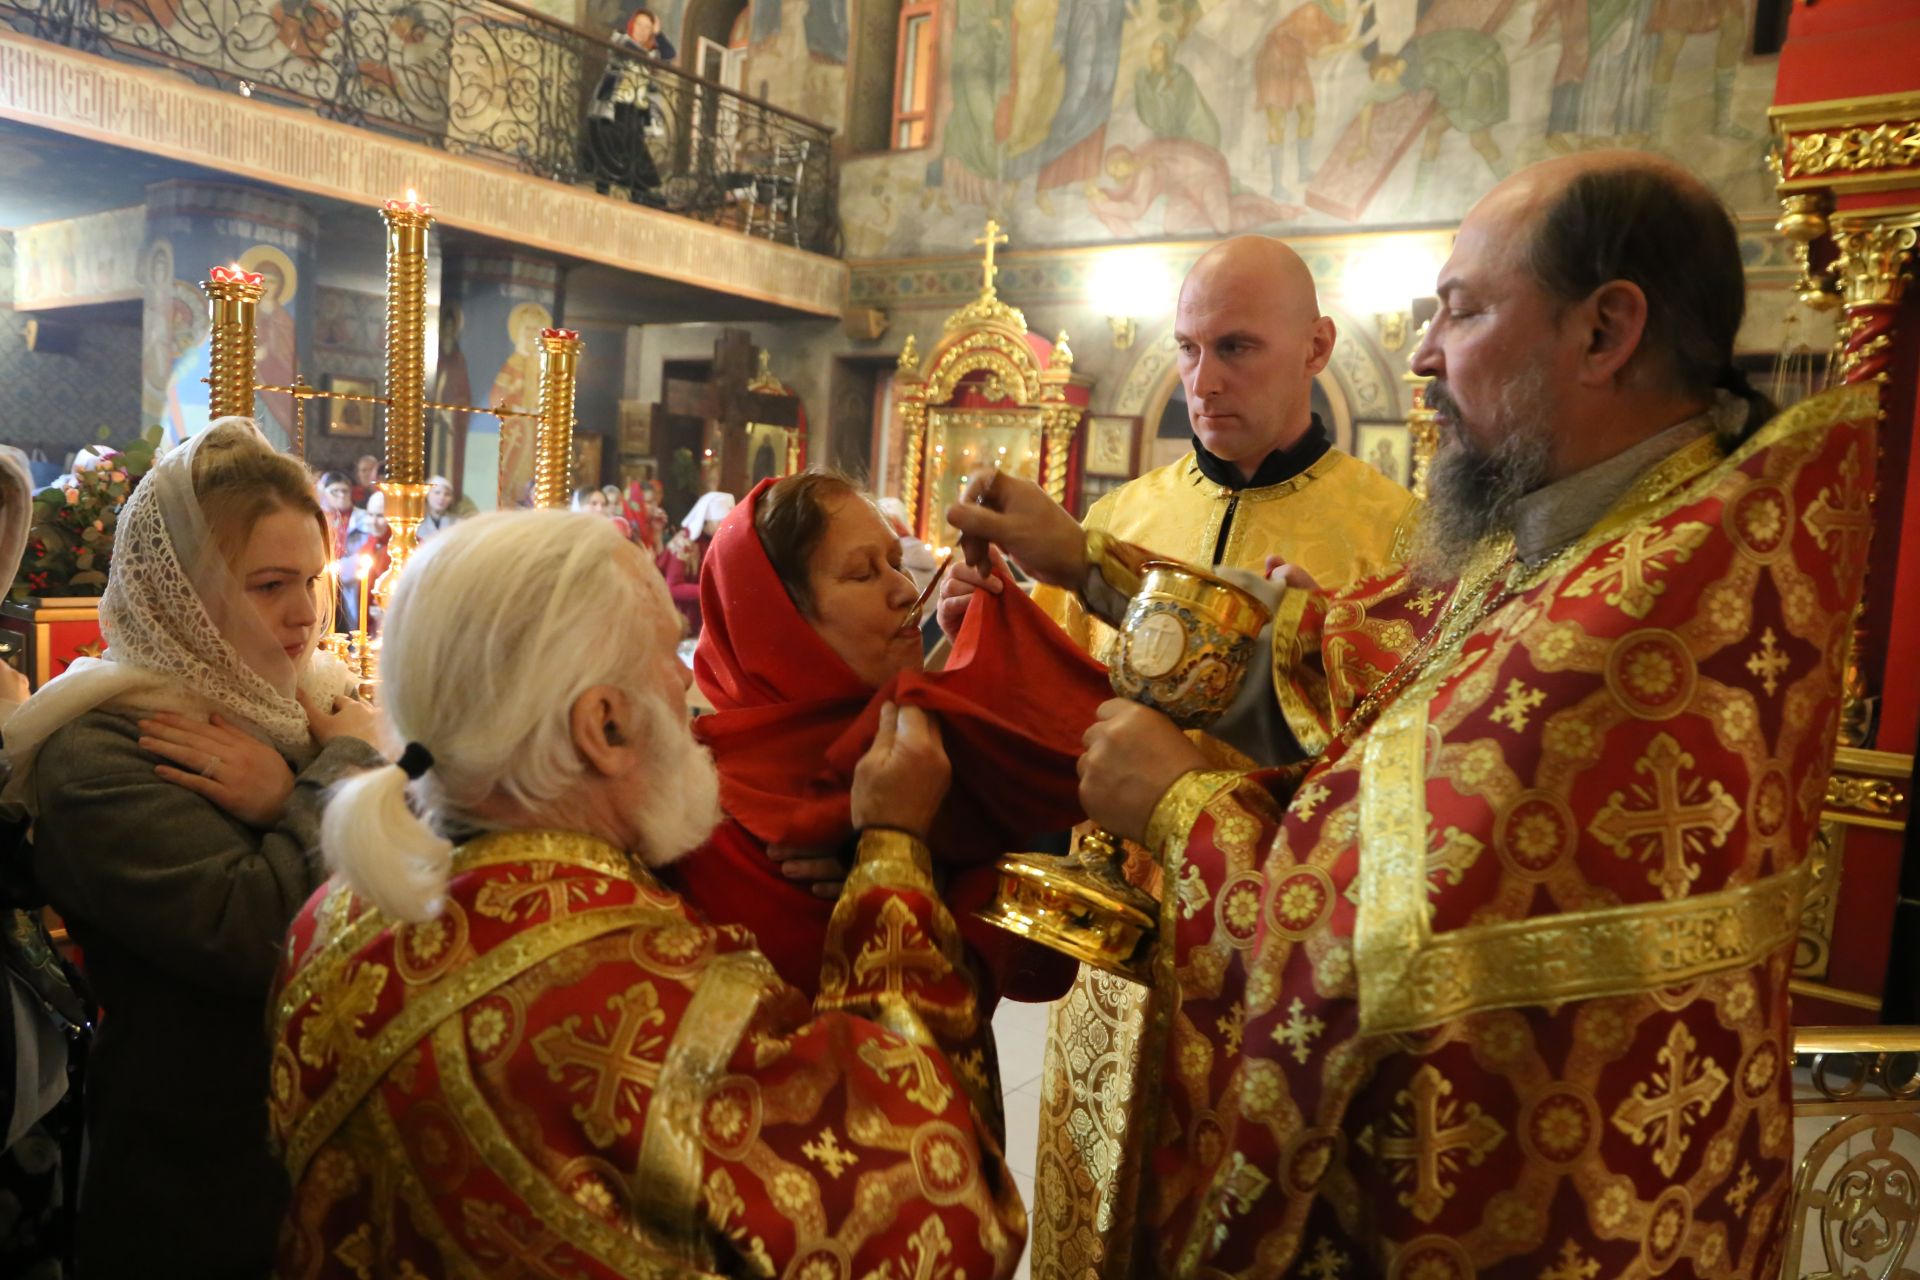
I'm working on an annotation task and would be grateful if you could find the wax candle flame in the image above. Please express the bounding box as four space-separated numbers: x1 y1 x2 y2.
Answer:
405 188 417 203
358 554 375 576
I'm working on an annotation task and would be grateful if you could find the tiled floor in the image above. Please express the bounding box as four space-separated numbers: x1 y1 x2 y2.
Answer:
993 995 1054 1280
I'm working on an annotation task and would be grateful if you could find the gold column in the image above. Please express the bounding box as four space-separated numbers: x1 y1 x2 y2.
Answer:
1404 371 1439 499
1040 330 1076 505
1827 214 1918 747
1833 215 1920 385
202 265 265 422
533 327 584 509
1042 412 1074 504
895 337 929 537
376 193 434 606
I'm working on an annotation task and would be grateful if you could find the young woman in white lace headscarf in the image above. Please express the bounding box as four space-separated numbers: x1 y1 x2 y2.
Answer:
1 417 384 1279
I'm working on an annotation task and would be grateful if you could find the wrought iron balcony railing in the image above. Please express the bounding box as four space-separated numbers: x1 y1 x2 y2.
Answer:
2 0 839 254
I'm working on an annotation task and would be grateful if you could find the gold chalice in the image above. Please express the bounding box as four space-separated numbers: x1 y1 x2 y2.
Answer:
976 560 1273 982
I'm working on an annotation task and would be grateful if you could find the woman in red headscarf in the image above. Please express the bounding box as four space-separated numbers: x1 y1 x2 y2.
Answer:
673 470 1108 1007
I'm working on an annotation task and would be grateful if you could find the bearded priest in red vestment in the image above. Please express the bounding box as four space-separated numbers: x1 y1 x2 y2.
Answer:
268 511 1027 1278
950 152 1873 1278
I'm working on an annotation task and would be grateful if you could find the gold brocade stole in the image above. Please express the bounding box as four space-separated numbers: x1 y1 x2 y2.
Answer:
1031 455 1412 1280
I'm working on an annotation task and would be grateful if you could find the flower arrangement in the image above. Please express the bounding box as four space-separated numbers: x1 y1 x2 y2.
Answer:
9 427 163 602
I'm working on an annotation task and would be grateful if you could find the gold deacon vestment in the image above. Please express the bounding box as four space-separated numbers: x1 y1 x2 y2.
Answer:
1033 442 1416 663
1031 435 1414 1280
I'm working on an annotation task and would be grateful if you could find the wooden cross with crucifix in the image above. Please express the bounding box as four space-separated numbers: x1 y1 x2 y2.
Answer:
659 328 800 496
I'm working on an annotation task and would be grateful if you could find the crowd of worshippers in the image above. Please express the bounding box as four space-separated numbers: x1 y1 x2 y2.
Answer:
0 152 1855 1279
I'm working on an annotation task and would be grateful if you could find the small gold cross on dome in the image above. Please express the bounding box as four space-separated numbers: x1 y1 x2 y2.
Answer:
974 218 1010 295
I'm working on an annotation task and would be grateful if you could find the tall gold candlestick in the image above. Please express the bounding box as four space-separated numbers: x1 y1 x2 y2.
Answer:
375 191 434 615
533 327 584 509
203 265 266 422
380 192 432 484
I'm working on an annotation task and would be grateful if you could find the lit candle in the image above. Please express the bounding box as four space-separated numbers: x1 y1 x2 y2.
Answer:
382 188 433 217
356 553 374 655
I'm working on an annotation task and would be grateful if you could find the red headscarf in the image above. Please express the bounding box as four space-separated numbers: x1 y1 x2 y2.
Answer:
675 477 1108 1000
692 478 1108 855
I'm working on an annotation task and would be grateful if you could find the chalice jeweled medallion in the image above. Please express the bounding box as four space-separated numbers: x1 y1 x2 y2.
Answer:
977 560 1272 982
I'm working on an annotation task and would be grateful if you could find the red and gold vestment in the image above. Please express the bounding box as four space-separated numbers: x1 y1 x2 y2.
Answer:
1065 383 1877 1276
268 826 1025 1278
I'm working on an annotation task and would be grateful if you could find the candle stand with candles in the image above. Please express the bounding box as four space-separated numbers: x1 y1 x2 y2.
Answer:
203 190 587 701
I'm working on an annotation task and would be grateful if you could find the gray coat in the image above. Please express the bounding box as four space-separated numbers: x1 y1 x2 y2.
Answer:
29 709 382 1279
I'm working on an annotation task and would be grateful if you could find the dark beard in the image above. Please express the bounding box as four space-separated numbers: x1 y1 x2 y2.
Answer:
1408 373 1556 587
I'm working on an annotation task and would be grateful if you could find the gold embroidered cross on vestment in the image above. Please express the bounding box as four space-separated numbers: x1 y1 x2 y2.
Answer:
1363 1065 1508 1223
531 981 669 1147
1588 733 1742 901
1609 1022 1729 1177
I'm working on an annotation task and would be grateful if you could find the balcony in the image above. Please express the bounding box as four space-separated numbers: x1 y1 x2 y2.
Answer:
0 0 838 256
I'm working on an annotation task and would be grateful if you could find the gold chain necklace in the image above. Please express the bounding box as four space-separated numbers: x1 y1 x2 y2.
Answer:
1324 534 1588 755
1327 554 1520 754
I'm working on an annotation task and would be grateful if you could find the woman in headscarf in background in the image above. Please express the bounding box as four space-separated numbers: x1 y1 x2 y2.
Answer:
2 418 384 1278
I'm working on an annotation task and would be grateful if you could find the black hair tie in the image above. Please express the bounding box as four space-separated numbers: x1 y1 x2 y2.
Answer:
397 742 434 780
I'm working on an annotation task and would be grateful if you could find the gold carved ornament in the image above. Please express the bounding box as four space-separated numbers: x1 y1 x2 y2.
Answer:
1798 746 1913 986
1773 191 1843 312
1782 1027 1920 1280
893 222 1081 535
1787 120 1920 179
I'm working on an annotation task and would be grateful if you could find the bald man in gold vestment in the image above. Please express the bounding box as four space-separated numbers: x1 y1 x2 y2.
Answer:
943 237 1413 1280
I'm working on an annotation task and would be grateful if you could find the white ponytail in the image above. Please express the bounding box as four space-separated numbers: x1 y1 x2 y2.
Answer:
318 510 676 922
323 762 452 923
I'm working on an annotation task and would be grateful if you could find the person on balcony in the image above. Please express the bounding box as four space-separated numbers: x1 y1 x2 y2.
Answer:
587 7 678 208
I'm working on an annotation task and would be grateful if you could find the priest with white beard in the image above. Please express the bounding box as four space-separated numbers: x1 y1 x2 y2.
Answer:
268 509 1027 1278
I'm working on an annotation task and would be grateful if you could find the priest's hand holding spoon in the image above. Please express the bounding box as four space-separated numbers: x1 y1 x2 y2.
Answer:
937 468 1088 636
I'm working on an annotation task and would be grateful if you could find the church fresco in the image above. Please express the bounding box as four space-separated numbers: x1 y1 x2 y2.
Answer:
838 0 1780 255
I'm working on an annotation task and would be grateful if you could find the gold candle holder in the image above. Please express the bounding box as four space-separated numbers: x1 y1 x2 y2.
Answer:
979 560 1274 981
533 327 583 509
203 265 266 421
380 192 433 487
373 191 434 627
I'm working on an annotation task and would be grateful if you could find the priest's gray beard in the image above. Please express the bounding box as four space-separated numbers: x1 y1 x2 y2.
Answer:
629 692 724 868
1408 368 1558 587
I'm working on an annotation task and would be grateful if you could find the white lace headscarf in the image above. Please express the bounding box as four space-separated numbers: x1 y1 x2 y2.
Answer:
2 418 352 811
